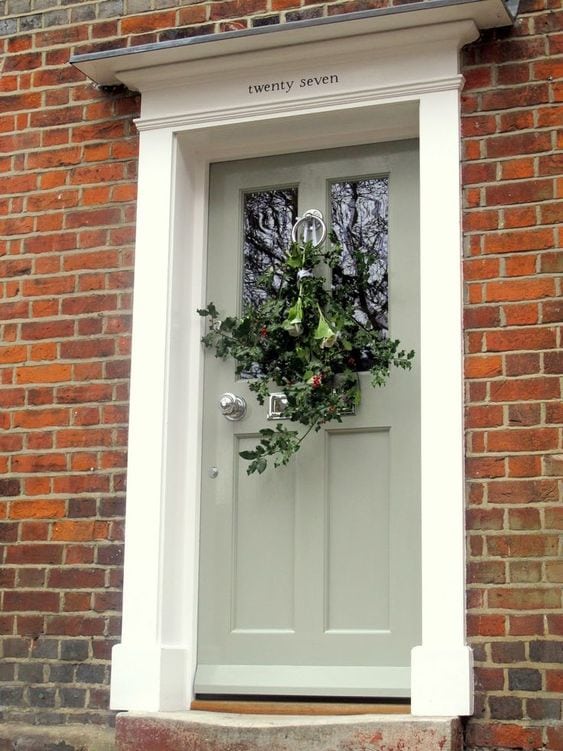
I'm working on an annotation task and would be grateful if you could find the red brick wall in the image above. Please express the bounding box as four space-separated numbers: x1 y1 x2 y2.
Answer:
461 3 562 748
0 0 561 745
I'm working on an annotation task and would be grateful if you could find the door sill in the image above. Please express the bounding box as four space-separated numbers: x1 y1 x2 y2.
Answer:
191 698 411 715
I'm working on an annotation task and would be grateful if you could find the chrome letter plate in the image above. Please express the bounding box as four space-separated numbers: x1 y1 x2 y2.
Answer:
267 393 288 420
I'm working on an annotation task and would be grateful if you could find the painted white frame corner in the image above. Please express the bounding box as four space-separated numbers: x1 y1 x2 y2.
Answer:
109 18 478 717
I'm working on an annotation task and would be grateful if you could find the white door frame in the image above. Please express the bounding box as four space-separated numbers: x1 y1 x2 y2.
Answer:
99 15 483 717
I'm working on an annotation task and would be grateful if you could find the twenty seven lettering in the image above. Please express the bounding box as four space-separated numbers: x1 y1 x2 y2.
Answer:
248 74 339 95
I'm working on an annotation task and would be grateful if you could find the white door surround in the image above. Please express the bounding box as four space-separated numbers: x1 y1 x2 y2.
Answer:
72 3 514 718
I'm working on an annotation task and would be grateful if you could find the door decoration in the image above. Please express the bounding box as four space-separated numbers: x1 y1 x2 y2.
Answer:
198 209 414 474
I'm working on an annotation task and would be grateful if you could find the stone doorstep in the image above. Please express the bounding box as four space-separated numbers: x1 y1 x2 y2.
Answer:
0 723 115 751
116 711 463 751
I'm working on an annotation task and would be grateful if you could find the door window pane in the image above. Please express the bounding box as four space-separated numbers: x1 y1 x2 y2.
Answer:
330 177 389 334
243 188 298 311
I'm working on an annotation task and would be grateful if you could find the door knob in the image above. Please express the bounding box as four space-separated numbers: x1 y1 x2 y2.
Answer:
218 392 247 421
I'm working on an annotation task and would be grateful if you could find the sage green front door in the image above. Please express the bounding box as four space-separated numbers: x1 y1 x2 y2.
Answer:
196 141 420 698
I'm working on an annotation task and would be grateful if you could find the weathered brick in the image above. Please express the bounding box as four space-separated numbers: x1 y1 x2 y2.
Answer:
508 668 542 691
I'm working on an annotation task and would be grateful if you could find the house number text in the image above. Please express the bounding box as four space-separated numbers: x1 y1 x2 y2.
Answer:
247 73 339 95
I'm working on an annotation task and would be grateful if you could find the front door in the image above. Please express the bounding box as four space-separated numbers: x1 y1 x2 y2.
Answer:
196 141 420 698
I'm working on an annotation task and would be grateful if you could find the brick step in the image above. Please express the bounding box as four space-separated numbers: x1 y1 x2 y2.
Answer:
116 711 462 751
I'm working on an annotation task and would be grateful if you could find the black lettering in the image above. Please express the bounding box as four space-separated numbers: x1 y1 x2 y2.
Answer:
330 74 339 84
299 78 306 88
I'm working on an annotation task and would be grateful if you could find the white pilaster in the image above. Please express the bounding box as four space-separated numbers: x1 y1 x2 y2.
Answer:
110 128 193 711
411 89 473 717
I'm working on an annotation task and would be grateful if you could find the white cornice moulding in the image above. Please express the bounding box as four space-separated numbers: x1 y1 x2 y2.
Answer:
71 0 516 89
134 75 465 132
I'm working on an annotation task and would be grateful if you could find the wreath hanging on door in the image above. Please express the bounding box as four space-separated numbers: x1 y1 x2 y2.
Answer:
198 235 413 475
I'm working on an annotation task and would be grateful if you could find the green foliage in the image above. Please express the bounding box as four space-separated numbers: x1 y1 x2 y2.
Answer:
198 239 414 474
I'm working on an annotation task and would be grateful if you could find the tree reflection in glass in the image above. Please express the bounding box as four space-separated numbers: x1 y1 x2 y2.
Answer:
243 188 298 311
331 177 389 370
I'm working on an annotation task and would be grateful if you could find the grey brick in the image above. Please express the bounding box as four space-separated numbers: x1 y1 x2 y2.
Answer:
126 0 153 12
159 23 213 41
0 18 18 36
21 712 65 726
60 639 89 662
2 638 30 659
17 662 45 683
71 4 97 23
529 639 563 664
489 696 522 720
252 14 280 26
33 0 56 10
48 664 75 683
75 664 106 684
285 7 323 21
19 13 42 31
508 668 542 691
527 697 561 720
28 687 57 708
68 498 96 518
7 0 32 15
60 687 87 708
155 0 180 7
0 663 15 681
31 638 59 660
43 8 69 26
98 0 124 17
0 687 24 705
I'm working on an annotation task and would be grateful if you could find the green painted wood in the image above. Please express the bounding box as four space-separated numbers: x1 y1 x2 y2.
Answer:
197 141 420 697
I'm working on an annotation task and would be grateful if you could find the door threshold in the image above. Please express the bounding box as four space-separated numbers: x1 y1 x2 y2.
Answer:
191 698 411 716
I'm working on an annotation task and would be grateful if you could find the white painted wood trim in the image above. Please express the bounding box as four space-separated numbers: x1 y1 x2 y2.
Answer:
110 18 475 716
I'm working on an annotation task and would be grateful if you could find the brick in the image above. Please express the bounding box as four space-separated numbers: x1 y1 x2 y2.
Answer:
121 10 176 33
485 278 555 302
473 666 505 690
507 455 541 477
484 228 554 254
546 725 563 750
3 591 60 612
527 698 561 721
488 588 561 610
464 354 503 378
60 639 90 662
508 668 542 692
510 614 545 636
15 364 72 384
48 568 105 589
489 696 522 720
28 686 57 707
486 179 553 206
490 377 560 402
509 561 542 584
486 327 557 351
505 353 540 376
488 479 559 503
0 479 21 497
9 500 66 519
529 640 563 664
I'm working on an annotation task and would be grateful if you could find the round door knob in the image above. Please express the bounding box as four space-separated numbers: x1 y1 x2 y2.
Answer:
218 392 247 421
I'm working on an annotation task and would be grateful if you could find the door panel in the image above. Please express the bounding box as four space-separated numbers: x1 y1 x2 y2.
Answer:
197 141 420 697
